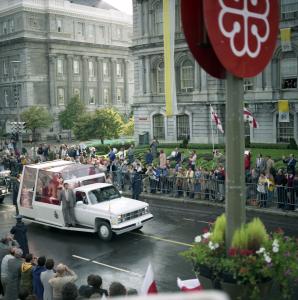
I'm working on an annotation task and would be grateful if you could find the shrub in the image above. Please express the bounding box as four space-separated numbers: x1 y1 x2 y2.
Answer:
246 218 269 251
211 214 226 244
287 138 298 150
231 225 248 250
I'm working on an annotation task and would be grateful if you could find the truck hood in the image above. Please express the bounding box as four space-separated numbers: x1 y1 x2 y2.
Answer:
92 197 148 215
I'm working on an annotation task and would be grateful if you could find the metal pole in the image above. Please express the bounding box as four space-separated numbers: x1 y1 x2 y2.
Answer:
225 72 246 248
15 83 23 152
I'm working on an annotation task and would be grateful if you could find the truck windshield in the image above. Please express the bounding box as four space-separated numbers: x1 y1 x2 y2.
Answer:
88 186 121 204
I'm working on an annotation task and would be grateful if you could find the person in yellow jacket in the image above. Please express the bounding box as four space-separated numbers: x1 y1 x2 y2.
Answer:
266 174 275 204
20 253 35 294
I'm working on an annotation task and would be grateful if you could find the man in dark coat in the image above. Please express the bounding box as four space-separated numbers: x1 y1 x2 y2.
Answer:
131 167 142 200
58 183 76 227
4 248 23 300
12 174 21 215
32 256 46 300
10 215 29 257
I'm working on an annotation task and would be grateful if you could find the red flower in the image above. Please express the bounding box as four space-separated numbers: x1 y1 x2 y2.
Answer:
202 227 209 233
228 248 238 256
239 249 254 256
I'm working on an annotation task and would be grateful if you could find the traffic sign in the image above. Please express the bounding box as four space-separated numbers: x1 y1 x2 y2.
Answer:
181 0 226 79
203 0 279 78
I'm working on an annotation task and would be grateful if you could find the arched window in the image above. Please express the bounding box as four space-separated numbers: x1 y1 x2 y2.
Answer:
156 62 164 94
153 1 163 35
153 114 165 139
280 54 297 89
180 60 194 92
276 114 294 143
176 114 190 140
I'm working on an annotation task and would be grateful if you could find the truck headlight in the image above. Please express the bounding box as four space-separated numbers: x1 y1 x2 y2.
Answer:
111 216 120 225
144 206 149 214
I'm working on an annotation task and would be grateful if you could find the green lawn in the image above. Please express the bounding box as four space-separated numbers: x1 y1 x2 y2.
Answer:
134 146 298 170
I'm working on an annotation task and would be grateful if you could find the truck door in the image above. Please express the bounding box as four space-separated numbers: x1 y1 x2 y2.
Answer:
74 191 92 227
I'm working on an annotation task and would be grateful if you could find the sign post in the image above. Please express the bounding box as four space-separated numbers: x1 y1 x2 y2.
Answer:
182 0 279 247
225 73 245 247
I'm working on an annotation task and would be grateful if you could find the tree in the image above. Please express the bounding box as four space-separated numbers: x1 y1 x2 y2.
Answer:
21 106 53 141
58 95 86 140
73 108 123 144
121 117 134 136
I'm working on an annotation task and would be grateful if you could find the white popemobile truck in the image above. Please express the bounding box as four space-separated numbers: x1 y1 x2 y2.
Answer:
17 160 153 240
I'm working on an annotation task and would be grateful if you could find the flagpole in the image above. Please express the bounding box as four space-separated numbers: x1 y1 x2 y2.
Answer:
209 104 215 153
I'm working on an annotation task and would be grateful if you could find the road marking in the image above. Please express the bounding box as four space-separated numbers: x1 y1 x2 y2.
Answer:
183 218 211 224
72 255 90 262
130 232 193 247
72 255 143 277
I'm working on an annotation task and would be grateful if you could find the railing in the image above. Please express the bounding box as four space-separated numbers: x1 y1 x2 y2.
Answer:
110 171 298 212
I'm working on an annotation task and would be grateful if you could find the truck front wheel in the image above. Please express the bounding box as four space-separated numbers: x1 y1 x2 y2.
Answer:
97 221 113 241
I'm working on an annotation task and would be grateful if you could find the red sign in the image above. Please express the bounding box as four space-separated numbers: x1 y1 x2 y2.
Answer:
181 0 226 79
203 0 279 78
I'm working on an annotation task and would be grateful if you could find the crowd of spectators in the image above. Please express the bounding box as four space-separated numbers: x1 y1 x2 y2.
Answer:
0 139 298 211
0 230 132 299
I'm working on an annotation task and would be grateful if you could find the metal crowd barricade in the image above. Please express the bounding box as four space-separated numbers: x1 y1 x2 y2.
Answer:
111 171 297 211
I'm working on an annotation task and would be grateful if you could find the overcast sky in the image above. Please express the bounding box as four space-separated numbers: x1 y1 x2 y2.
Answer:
105 0 132 15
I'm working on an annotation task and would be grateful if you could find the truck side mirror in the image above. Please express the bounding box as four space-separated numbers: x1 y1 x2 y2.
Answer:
76 200 83 206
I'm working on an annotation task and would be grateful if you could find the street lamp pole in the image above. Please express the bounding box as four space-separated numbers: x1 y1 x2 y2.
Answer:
11 60 22 152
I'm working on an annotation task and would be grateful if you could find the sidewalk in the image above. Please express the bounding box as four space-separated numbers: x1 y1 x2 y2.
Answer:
123 192 298 219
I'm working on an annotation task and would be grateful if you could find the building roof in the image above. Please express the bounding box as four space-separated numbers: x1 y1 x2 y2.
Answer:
69 0 119 11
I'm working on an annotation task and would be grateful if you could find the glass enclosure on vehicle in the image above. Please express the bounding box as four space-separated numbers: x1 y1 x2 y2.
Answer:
19 161 104 207
20 166 38 208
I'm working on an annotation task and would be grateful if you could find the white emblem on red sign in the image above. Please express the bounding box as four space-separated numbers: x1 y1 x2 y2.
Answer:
218 0 270 58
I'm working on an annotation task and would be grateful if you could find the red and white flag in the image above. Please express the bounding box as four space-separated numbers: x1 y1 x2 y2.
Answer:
210 105 224 133
177 277 203 292
140 263 158 295
243 107 259 128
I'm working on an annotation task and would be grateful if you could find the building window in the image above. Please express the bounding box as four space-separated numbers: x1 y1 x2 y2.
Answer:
88 61 95 77
77 22 84 37
116 63 122 77
157 62 164 94
244 78 254 91
73 60 80 74
116 27 122 39
99 26 105 40
153 114 165 139
181 60 194 92
281 56 297 89
57 88 65 105
57 19 62 32
9 19 14 33
3 61 8 75
103 88 109 104
4 89 8 107
116 88 122 103
177 114 190 140
276 114 294 143
87 24 94 38
57 59 63 75
73 88 80 98
103 62 109 76
3 21 7 34
154 2 163 35
89 88 95 104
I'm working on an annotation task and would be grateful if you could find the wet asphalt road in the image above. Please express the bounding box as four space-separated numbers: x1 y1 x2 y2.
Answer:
1 196 298 293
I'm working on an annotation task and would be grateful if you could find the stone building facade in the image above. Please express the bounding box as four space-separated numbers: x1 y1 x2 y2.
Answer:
0 0 133 135
132 0 298 145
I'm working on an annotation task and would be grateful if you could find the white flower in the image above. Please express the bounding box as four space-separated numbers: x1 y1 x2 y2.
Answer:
208 241 219 251
194 235 202 243
203 232 211 239
264 254 272 264
272 246 279 253
256 247 265 254
272 239 279 248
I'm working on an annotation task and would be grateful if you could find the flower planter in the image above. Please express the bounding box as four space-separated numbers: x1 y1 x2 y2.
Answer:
194 264 221 290
220 279 273 300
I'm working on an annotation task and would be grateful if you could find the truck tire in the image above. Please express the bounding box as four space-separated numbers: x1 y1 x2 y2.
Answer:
97 221 113 241
0 196 4 204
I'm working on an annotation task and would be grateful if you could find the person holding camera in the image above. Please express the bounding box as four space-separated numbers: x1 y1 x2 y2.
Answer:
49 263 77 300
